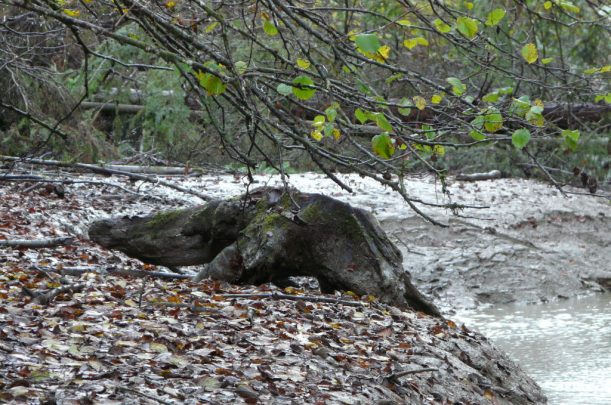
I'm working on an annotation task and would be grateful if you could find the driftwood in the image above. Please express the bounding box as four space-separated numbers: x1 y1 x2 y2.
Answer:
1 156 209 200
0 236 74 248
89 188 441 316
455 170 502 182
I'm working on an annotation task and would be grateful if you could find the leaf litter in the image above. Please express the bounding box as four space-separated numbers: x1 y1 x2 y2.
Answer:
0 170 547 403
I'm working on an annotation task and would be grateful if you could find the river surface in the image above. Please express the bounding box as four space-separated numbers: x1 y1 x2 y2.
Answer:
455 293 611 405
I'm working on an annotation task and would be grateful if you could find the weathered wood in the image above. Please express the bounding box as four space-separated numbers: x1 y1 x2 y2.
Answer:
0 236 74 248
1 156 210 200
89 189 441 316
455 170 502 182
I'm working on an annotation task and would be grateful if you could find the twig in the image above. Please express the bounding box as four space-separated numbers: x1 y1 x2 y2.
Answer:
115 386 176 405
386 367 438 383
149 302 220 313
32 283 86 305
449 218 540 250
55 266 191 280
218 292 366 307
523 149 567 197
0 236 74 248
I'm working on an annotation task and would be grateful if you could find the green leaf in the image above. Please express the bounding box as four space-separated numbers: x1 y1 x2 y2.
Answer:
397 98 412 116
371 133 395 159
355 108 368 124
525 106 545 126
483 108 503 132
323 123 334 137
482 92 500 103
276 83 292 96
263 20 278 36
385 73 403 84
558 1 580 13
371 112 393 132
356 79 372 95
456 16 479 39
234 61 248 74
312 115 326 128
541 57 554 65
512 129 531 149
433 19 452 33
485 8 506 27
521 43 538 64
196 71 226 96
325 107 337 122
422 124 436 140
594 93 611 103
446 77 466 96
355 33 381 54
469 130 486 141
561 129 580 151
292 76 316 100
509 96 531 116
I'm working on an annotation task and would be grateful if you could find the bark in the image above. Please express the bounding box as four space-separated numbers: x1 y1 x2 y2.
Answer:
89 188 441 317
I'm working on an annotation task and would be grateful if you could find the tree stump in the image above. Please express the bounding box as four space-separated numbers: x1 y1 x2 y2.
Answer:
89 188 441 316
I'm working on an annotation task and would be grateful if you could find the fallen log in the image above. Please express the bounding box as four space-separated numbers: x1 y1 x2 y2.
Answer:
455 170 502 182
0 236 74 248
1 156 210 201
89 188 441 316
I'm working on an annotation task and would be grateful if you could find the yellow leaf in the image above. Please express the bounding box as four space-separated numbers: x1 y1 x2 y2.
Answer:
296 58 311 69
63 9 80 17
533 99 544 108
345 291 358 298
413 96 426 111
311 130 323 141
396 19 411 27
332 128 341 141
377 45 391 60
544 1 552 10
403 37 429 50
465 2 474 10
431 94 442 104
521 43 538 64
205 21 219 33
164 0 176 9
284 286 302 294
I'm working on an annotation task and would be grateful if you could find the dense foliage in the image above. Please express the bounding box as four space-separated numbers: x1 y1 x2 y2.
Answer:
1 0 609 220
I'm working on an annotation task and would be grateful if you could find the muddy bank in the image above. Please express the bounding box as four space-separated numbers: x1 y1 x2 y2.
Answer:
4 168 609 311
0 174 549 404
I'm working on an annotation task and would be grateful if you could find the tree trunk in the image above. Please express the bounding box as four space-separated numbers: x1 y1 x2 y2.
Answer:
89 188 441 317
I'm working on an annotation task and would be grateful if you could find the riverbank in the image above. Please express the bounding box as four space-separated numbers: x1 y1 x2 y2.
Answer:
0 171 553 404
1 168 608 402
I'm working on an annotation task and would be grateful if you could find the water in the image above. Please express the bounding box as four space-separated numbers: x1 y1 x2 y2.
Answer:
455 293 611 405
